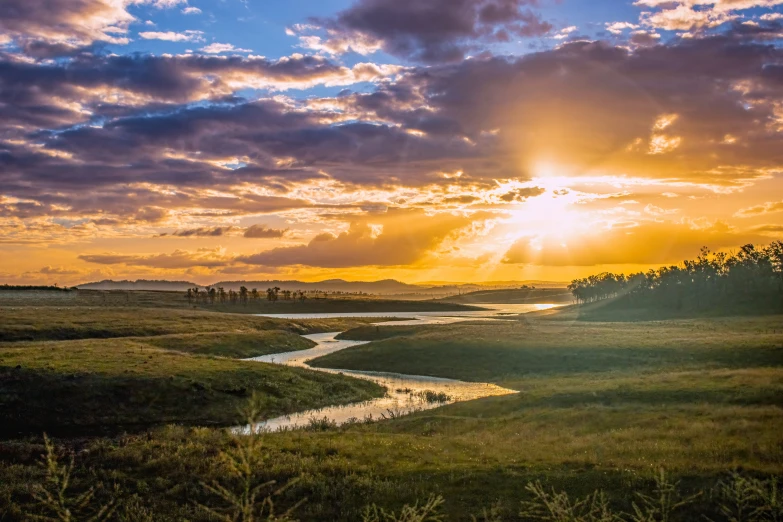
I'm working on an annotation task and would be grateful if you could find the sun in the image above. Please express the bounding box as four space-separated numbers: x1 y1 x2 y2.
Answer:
505 178 587 243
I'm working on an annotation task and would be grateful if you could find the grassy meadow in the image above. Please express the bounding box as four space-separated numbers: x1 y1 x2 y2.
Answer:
0 305 402 342
435 287 573 305
316 314 783 383
0 290 781 520
0 304 398 436
0 288 481 314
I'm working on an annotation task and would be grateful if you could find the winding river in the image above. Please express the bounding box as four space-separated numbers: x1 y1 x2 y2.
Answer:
243 304 557 431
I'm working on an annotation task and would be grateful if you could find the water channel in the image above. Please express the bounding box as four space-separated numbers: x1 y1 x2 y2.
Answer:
243 304 557 431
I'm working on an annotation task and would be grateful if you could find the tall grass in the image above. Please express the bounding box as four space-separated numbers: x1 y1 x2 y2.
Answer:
23 419 783 521
197 395 305 522
362 495 445 522
29 434 116 521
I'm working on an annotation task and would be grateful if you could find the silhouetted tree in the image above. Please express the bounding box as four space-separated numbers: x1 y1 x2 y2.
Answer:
569 241 783 313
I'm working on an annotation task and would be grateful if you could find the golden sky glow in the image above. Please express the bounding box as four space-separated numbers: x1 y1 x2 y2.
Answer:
1 0 782 285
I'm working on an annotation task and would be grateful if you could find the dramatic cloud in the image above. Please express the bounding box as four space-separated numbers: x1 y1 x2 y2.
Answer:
503 221 764 266
0 0 192 47
1 1 781 283
0 0 137 45
80 248 231 269
309 0 552 63
2 31 782 232
238 210 484 267
243 225 289 238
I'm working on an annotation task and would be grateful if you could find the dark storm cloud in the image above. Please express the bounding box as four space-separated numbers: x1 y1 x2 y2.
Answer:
314 0 552 63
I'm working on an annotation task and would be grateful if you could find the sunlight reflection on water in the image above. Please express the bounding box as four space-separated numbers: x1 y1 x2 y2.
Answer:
239 304 559 432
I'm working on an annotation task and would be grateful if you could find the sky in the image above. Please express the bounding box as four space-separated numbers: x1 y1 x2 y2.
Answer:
1 0 782 286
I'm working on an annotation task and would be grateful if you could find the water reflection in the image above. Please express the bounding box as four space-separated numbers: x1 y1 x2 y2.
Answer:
242 305 559 432
253 302 558 321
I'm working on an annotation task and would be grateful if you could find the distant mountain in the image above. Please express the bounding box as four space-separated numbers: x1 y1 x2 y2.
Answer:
210 279 419 294
76 278 420 294
76 278 568 295
76 280 198 291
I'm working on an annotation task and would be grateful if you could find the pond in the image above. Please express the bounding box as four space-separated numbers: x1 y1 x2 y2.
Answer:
242 304 559 432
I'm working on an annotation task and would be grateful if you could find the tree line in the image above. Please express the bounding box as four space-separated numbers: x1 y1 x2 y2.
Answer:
0 285 73 292
568 241 783 312
186 286 310 306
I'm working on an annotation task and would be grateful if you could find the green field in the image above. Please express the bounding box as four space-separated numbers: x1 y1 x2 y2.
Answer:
315 314 783 384
1 293 782 520
0 338 382 436
138 330 315 358
0 305 396 436
0 305 401 342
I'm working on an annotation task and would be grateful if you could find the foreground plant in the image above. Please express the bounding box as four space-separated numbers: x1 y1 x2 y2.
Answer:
362 495 446 522
628 469 701 522
198 394 305 522
29 434 116 522
519 470 699 522
520 482 619 522
711 473 783 522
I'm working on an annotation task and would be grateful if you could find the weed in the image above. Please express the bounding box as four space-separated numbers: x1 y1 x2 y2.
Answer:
362 495 445 522
197 395 305 522
629 469 701 522
416 391 452 404
305 417 338 431
520 482 619 522
28 434 116 522
711 474 783 522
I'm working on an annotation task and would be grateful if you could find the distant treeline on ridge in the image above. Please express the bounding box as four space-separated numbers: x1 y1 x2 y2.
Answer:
0 285 73 292
568 240 783 313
